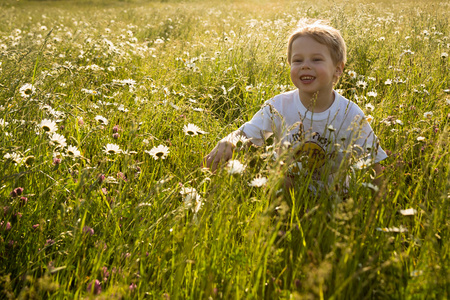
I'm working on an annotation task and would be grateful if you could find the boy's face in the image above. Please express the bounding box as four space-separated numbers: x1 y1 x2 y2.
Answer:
290 36 344 100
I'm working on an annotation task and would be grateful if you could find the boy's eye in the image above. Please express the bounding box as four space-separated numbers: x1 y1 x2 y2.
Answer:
313 58 322 61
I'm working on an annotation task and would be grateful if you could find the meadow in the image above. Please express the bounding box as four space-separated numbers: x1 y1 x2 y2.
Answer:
0 0 449 298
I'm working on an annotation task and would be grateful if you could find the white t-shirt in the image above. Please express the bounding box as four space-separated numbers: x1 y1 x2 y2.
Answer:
239 89 387 179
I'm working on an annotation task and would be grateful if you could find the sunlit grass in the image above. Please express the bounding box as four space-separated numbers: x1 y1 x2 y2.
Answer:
0 0 448 298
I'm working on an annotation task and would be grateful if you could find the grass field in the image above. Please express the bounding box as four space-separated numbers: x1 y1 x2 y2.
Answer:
0 0 449 298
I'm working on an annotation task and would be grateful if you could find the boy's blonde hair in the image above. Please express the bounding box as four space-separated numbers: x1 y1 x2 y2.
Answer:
287 19 347 66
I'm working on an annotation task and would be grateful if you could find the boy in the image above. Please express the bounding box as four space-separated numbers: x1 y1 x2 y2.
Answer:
204 19 387 188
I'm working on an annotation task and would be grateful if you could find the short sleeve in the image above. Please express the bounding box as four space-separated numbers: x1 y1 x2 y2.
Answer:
350 114 388 164
239 103 283 146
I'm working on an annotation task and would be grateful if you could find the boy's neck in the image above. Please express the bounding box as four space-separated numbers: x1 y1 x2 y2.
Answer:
298 90 335 113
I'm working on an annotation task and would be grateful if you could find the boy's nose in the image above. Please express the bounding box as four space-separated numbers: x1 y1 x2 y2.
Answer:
301 62 311 69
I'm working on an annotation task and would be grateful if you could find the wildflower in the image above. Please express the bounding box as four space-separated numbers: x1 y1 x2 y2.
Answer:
129 283 137 291
32 224 39 229
38 119 58 133
10 187 24 197
45 239 55 246
384 79 392 85
4 152 23 165
399 208 417 216
82 226 94 236
347 70 357 79
327 124 336 132
361 182 379 192
49 133 67 149
366 115 374 123
66 145 81 158
411 270 423 277
87 279 101 295
104 143 122 155
353 158 373 170
146 145 169 160
180 187 203 213
183 123 207 136
227 160 246 175
416 136 426 142
19 83 35 98
395 119 403 125
117 172 127 182
365 103 375 112
2 222 12 231
441 52 448 59
356 80 367 89
53 157 61 165
223 132 250 148
423 111 433 119
95 115 108 125
376 226 408 233
77 116 84 126
118 105 129 112
248 176 268 187
98 174 106 184
367 91 377 98
0 119 9 128
112 125 120 133
19 196 28 206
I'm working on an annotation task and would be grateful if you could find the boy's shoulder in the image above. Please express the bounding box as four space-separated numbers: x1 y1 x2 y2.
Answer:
265 89 298 105
335 92 365 116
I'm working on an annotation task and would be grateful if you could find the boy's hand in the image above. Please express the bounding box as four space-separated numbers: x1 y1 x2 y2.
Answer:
204 141 234 172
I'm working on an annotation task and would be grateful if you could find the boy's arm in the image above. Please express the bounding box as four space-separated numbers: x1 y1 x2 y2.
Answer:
204 130 248 172
372 162 384 188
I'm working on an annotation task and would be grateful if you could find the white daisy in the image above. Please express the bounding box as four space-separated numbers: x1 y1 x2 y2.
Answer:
49 133 67 149
356 80 367 89
19 83 36 98
4 152 23 165
423 111 433 119
223 132 250 148
145 145 169 160
0 119 9 128
327 125 336 132
180 187 203 213
183 123 207 136
399 208 417 216
367 91 378 98
95 115 108 125
365 103 375 112
248 176 268 187
347 70 357 79
366 115 374 124
118 105 128 112
353 158 373 170
361 182 379 192
104 143 122 155
38 119 58 133
416 136 426 142
66 145 81 158
227 160 246 175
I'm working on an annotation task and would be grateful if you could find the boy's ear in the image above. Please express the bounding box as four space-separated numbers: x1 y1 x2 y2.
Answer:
335 62 345 77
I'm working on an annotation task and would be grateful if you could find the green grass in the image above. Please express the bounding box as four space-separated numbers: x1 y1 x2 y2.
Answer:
0 0 449 298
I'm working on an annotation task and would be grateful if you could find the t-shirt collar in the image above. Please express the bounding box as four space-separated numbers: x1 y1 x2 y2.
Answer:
295 90 340 121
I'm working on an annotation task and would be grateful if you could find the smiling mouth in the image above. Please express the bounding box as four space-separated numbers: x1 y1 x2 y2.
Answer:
300 75 316 82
